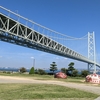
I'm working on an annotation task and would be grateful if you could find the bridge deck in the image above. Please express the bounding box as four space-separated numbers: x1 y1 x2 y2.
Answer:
0 11 100 67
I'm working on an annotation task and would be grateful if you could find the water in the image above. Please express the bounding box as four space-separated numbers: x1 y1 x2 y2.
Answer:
0 67 100 74
0 67 60 73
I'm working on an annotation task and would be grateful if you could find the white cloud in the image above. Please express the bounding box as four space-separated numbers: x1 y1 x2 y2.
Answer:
31 57 35 59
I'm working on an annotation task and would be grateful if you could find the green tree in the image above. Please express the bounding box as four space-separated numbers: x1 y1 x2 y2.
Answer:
68 62 75 70
38 69 46 75
81 70 89 77
61 68 66 74
29 67 34 74
19 67 26 73
72 69 78 77
68 62 75 76
34 69 38 74
50 62 57 75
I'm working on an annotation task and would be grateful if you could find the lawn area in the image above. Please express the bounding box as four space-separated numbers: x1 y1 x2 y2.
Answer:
0 84 99 100
0 72 99 100
0 72 85 83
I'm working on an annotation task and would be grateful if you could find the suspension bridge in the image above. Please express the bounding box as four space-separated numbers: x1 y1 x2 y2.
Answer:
0 6 100 73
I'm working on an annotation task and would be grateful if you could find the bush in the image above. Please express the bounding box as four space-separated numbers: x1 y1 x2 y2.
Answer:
61 68 66 74
19 67 26 73
3 71 6 73
6 71 11 74
38 69 47 75
72 70 78 77
34 69 38 74
81 70 89 77
29 67 34 74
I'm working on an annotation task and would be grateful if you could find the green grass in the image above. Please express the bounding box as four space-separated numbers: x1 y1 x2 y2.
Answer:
0 84 99 100
0 72 85 83
0 72 99 99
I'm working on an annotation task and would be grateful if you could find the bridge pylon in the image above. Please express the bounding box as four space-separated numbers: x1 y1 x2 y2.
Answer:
88 32 96 73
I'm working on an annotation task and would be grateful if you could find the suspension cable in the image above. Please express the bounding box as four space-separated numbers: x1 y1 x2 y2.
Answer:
0 6 88 40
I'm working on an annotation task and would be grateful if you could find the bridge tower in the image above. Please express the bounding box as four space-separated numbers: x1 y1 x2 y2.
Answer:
88 32 96 73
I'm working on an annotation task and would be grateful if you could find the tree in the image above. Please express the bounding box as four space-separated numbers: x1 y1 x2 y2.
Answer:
19 67 26 73
72 69 78 77
68 62 75 76
61 68 66 74
50 62 57 75
34 69 38 74
81 70 89 77
29 67 34 74
68 62 75 70
38 69 46 75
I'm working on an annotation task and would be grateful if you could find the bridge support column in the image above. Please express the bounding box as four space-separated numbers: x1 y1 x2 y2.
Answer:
88 32 96 73
88 63 96 73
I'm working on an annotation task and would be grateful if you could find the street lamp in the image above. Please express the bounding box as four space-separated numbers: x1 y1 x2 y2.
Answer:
31 57 35 67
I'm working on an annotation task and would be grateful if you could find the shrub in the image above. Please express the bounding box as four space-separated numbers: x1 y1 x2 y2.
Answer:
3 71 6 73
61 68 66 74
6 71 11 74
29 67 34 74
72 70 78 77
81 70 89 77
38 69 47 75
19 67 26 73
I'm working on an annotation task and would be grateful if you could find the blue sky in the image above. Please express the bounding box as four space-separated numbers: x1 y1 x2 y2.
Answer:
0 0 100 70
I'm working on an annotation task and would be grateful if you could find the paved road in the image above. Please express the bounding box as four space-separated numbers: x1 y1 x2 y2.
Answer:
0 76 100 95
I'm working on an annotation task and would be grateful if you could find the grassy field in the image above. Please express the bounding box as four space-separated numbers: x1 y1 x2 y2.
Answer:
0 72 99 100
0 84 99 100
0 72 85 83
